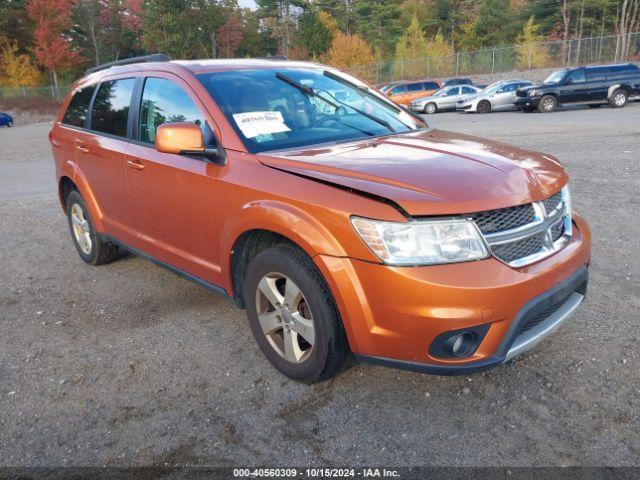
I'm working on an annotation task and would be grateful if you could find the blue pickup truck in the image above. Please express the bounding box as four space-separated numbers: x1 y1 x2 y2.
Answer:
515 63 640 112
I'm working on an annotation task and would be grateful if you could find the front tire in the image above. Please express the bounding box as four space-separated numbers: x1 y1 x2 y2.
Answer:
66 190 119 265
609 89 628 108
424 102 437 114
476 100 491 114
244 244 349 383
539 95 557 113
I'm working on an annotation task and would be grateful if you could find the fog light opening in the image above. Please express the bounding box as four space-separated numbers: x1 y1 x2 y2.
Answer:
447 332 475 357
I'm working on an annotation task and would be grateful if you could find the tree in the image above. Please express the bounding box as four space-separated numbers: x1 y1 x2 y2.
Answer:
142 0 225 59
354 0 403 58
295 9 334 59
425 30 454 76
0 37 41 87
393 14 428 78
217 12 245 57
26 0 81 89
515 17 552 68
327 31 375 68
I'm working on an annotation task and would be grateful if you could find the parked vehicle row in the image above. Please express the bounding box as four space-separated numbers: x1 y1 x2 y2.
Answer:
395 62 640 114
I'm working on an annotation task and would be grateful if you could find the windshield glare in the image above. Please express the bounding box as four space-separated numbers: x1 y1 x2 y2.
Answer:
544 71 567 83
197 68 425 153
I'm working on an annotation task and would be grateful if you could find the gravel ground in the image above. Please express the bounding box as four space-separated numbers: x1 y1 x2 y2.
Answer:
0 104 639 468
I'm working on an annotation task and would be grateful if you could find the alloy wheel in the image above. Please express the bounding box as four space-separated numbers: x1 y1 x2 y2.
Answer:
255 272 315 364
542 97 556 112
425 103 436 114
70 203 92 255
614 92 626 107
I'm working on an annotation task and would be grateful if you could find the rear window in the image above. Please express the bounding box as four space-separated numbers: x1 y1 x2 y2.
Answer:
91 78 136 137
62 85 95 127
608 64 639 79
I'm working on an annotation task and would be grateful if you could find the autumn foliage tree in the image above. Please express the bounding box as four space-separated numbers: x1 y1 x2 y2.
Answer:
0 37 41 88
217 13 245 58
26 0 80 88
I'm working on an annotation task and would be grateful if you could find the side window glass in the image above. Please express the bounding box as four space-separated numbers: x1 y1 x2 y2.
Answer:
462 86 475 94
391 85 406 95
139 77 206 144
91 78 135 137
566 70 585 84
407 83 422 92
62 85 95 127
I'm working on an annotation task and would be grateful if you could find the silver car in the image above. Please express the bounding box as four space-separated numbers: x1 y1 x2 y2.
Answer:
410 85 482 114
456 80 532 113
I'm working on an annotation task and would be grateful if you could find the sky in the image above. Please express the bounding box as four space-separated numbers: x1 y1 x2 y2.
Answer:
238 0 257 9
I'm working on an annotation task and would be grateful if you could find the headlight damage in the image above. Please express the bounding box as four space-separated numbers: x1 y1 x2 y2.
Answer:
351 217 489 265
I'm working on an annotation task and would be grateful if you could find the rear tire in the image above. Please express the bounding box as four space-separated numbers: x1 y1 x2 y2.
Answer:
7 121 12 127
243 243 349 383
424 102 437 114
476 100 491 114
538 95 557 113
609 88 628 108
66 190 119 265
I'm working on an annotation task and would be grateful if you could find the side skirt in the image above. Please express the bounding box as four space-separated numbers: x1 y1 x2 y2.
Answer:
101 234 236 305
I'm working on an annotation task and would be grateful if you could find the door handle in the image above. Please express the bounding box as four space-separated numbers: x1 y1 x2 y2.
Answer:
74 139 89 154
126 159 145 171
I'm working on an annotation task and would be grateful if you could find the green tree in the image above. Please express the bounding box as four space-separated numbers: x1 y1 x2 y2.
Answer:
515 17 551 68
295 9 334 59
393 14 428 78
353 0 404 58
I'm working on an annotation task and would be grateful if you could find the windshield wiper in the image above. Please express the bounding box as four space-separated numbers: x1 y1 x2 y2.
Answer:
275 72 394 133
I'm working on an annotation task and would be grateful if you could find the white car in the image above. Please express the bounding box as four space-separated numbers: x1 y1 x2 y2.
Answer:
410 85 482 114
456 80 532 113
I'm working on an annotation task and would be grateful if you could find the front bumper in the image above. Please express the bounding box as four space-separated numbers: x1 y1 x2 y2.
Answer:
409 104 424 112
515 96 541 108
314 214 591 375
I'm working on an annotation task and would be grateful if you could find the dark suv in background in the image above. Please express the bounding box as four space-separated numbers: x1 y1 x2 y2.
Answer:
516 63 640 112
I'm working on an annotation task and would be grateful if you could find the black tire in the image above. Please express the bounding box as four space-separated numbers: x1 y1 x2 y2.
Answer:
424 102 437 114
7 121 12 127
65 190 119 265
538 94 557 113
476 100 491 114
243 243 349 383
608 88 628 108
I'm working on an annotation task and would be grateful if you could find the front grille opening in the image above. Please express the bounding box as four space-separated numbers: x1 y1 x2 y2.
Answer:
491 236 545 263
514 290 574 338
542 191 563 216
470 203 535 235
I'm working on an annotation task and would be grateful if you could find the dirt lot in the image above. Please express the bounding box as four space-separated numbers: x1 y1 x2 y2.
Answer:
1 104 639 467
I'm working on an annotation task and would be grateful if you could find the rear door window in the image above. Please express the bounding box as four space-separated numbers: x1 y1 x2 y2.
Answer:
586 68 607 81
138 77 206 145
90 78 136 137
407 83 423 92
390 85 406 95
62 85 95 127
422 82 440 90
461 86 476 94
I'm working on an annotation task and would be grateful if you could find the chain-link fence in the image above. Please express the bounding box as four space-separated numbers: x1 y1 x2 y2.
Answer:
0 85 70 101
347 32 640 84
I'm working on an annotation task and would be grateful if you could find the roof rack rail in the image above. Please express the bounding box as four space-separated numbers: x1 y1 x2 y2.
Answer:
259 55 289 61
85 54 171 75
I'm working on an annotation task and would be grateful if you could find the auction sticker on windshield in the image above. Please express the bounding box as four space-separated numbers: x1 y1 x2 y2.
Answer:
232 111 291 139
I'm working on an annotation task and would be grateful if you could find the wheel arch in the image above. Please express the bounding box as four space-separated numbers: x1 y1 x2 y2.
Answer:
58 161 106 232
223 201 349 306
607 84 628 98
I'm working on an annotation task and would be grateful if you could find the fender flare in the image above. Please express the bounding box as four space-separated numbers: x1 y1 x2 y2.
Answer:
59 160 106 232
220 200 349 288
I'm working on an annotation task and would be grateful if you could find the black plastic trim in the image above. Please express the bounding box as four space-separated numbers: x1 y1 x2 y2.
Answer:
102 234 233 303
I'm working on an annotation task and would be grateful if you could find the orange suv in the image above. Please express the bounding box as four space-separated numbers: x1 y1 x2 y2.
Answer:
50 55 591 383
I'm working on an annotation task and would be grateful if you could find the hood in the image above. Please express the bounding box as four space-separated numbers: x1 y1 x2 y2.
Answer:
258 130 568 217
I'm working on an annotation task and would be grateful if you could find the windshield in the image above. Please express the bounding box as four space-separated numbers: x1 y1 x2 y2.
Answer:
197 68 425 153
544 71 567 84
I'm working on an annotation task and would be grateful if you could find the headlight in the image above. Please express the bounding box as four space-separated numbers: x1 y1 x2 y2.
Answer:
530 89 538 96
351 217 489 265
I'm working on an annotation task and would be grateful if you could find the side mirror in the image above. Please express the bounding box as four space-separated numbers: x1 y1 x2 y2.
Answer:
155 122 226 165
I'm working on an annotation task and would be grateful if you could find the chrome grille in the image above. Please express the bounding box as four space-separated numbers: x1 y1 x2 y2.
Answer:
470 188 572 267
